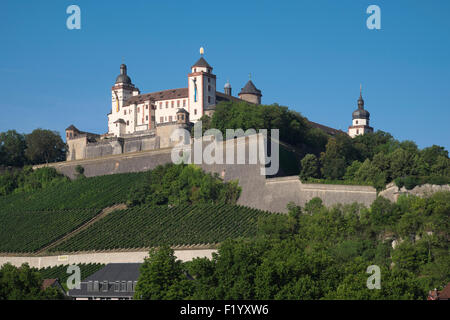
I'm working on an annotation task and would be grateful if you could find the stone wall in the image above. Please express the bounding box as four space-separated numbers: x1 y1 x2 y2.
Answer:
35 135 378 213
0 249 216 268
379 182 450 202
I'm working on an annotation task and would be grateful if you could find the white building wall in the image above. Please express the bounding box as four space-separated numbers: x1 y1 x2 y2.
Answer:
352 118 368 126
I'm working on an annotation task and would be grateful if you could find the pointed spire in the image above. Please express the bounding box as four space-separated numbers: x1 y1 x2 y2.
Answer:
358 84 364 109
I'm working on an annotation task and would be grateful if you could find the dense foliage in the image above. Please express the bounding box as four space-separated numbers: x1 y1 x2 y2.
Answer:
0 129 66 167
51 204 273 252
0 263 65 300
199 101 328 154
300 131 450 190
127 163 241 207
134 192 449 300
0 167 68 196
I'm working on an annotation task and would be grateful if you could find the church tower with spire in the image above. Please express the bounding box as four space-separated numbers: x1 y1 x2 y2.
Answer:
348 85 373 138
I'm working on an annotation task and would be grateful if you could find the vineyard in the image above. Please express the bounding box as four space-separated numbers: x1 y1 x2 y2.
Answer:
36 263 105 289
0 172 148 212
51 204 275 252
0 209 100 253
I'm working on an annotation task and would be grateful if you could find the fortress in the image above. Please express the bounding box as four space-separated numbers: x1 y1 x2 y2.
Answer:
65 49 373 162
56 50 379 212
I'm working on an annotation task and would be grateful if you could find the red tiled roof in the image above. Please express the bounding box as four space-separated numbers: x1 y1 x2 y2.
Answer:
42 278 58 290
439 283 450 299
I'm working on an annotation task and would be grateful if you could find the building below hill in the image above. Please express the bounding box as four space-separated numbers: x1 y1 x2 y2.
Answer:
68 263 141 300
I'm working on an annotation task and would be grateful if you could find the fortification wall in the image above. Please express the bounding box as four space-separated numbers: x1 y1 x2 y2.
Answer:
379 182 450 202
0 249 216 268
36 136 377 212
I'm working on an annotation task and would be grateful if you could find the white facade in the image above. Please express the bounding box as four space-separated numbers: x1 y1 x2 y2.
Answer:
107 56 219 137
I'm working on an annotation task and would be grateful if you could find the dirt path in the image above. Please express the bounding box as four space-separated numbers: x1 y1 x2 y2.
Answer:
35 203 127 255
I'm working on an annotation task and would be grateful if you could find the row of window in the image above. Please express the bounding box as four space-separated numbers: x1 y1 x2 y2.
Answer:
160 99 187 109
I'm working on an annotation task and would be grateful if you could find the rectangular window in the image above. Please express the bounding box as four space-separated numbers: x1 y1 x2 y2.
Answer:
159 102 162 109
208 77 210 83
177 100 180 107
194 109 197 115
171 101 174 108
160 116 164 123
166 101 168 108
146 115 148 121
169 116 172 122
137 107 140 112
146 105 148 110
208 96 211 103
208 85 211 92
183 100 186 107
124 110 127 115
127 120 129 125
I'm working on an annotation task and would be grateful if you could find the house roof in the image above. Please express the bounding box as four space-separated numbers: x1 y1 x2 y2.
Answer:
191 57 212 69
42 278 59 290
308 121 343 136
113 118 126 124
66 125 80 132
177 108 189 115
238 80 262 96
124 88 188 106
439 283 450 299
68 263 142 298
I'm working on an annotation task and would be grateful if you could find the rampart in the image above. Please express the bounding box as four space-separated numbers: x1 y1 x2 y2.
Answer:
35 136 378 213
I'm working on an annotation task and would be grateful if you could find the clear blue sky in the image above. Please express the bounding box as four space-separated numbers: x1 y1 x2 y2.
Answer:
1 0 449 150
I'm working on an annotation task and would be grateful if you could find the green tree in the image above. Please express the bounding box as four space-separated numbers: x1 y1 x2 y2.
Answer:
299 154 320 180
25 129 66 164
0 130 27 167
134 246 192 300
0 263 64 300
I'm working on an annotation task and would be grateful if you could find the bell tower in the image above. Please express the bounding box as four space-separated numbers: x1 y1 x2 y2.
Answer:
188 47 216 122
348 85 374 138
108 64 139 134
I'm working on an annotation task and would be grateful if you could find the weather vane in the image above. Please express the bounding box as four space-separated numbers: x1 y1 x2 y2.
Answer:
200 47 204 55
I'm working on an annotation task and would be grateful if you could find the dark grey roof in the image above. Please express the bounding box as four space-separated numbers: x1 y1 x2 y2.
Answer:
65 124 79 131
115 64 132 85
352 95 370 120
177 108 189 115
192 57 212 69
238 80 262 96
113 118 126 124
83 263 141 282
68 263 141 299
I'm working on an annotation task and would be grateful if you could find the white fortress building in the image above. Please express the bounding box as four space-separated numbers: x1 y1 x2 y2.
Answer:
65 50 264 161
64 50 372 161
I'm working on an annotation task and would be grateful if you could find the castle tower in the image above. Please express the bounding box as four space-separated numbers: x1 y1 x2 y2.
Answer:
348 85 373 138
238 78 262 104
224 80 232 96
108 64 139 134
188 48 216 122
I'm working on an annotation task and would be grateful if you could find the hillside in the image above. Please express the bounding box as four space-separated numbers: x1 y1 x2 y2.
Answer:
0 168 274 254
